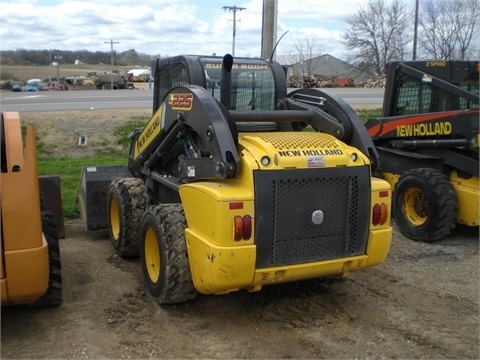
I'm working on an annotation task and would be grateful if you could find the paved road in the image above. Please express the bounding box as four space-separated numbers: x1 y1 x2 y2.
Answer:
0 88 384 113
0 89 152 112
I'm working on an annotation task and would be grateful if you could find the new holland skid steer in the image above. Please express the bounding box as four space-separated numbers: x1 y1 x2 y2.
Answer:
1 112 62 307
78 54 392 304
365 60 479 242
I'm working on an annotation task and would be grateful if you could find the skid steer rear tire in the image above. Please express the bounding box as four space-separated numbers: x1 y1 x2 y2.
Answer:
393 168 457 242
108 178 150 257
140 204 197 305
30 211 62 307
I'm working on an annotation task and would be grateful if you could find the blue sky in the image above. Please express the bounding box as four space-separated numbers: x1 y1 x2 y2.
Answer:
1 0 374 60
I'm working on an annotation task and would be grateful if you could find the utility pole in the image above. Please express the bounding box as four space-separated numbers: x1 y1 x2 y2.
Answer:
53 53 62 81
223 5 246 56
412 0 419 60
261 0 277 59
105 39 119 89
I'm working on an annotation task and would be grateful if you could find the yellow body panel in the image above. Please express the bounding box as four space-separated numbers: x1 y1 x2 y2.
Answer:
450 172 479 226
185 229 256 294
1 112 49 306
132 105 163 160
238 131 370 170
186 226 392 295
180 131 392 295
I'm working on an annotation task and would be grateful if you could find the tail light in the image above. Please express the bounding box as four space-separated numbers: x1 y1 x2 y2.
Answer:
233 215 252 241
372 203 388 226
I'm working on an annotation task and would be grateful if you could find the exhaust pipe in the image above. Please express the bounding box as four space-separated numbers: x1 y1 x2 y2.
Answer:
220 54 233 110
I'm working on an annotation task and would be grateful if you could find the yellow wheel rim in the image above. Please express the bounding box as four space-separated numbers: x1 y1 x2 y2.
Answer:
144 227 161 283
109 196 120 241
402 187 427 226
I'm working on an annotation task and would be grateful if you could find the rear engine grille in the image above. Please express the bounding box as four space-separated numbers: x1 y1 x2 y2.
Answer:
254 166 370 268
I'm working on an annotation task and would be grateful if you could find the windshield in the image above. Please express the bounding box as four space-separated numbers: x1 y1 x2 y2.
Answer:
199 58 276 110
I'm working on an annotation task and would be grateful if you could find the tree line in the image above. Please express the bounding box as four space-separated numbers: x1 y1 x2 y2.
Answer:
0 48 155 67
342 0 479 76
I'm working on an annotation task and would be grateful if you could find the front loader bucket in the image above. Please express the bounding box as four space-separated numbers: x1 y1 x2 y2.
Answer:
76 165 133 231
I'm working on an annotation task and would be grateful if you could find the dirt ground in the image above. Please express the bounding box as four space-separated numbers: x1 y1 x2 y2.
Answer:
1 219 478 359
1 109 479 359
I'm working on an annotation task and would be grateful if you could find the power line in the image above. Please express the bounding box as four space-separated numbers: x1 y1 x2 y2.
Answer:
223 5 246 56
105 39 119 89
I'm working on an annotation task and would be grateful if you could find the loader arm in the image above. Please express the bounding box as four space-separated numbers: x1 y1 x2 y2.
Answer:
285 88 381 173
131 85 240 182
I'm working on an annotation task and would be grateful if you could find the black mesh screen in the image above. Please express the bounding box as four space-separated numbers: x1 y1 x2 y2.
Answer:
231 71 275 110
156 61 189 106
254 166 371 268
201 62 276 110
460 80 479 109
395 74 479 115
395 78 436 115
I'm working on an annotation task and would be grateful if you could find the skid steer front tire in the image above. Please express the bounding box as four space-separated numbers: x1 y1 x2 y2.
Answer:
393 168 457 242
140 204 197 305
108 178 150 257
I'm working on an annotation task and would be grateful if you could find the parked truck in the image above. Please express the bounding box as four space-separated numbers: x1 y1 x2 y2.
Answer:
77 54 392 305
94 73 131 90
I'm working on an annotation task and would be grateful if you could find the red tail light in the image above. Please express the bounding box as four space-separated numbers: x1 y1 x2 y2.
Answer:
242 215 252 240
372 203 388 226
233 215 252 241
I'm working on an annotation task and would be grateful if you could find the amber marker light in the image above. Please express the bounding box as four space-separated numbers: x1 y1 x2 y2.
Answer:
233 215 252 241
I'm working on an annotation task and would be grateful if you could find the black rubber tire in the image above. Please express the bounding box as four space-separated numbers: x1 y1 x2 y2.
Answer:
393 168 457 242
30 211 62 307
108 178 150 258
140 204 197 305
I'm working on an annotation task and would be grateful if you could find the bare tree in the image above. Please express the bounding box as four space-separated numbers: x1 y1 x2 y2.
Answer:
419 0 480 60
342 0 409 76
288 36 325 75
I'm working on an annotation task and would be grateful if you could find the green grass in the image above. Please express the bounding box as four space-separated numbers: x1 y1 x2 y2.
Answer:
356 108 382 122
36 118 145 219
37 109 381 219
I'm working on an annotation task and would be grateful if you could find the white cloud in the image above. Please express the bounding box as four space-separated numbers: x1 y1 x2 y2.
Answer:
0 0 396 59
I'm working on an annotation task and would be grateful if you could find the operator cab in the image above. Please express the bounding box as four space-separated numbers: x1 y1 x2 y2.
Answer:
151 55 287 113
384 60 479 116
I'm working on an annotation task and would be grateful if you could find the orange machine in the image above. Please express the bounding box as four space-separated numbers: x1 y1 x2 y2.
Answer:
1 112 61 306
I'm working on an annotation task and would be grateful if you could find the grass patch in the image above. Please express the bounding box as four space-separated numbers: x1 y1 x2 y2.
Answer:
356 108 382 122
114 116 147 147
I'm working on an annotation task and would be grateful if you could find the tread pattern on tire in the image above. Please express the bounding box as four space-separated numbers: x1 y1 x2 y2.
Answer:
394 168 457 242
142 204 197 305
109 178 150 257
30 210 62 307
